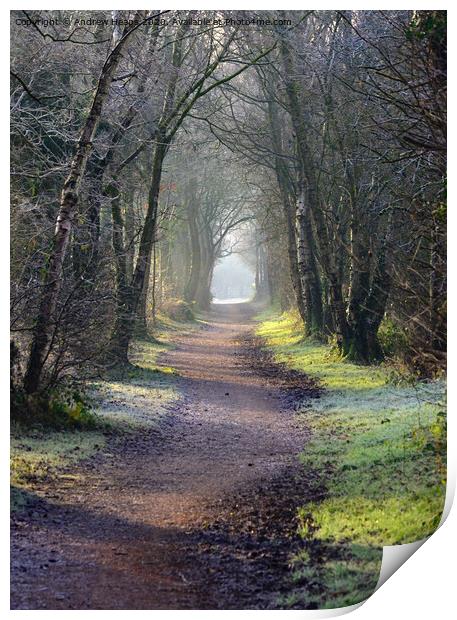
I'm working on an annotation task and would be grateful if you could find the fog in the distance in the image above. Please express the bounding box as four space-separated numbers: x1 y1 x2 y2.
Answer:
211 254 255 304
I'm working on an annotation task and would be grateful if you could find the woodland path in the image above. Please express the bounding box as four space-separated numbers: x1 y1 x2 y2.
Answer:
11 303 319 610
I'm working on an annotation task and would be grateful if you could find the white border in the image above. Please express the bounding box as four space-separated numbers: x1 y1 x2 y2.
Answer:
3 2 455 618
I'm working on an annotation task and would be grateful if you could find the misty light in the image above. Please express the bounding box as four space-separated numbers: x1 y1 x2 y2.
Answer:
211 253 255 304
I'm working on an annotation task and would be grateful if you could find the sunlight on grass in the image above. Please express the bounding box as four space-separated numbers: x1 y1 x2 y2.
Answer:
90 338 179 429
10 427 105 510
11 429 105 486
299 492 443 547
154 309 201 335
11 338 180 511
257 310 446 608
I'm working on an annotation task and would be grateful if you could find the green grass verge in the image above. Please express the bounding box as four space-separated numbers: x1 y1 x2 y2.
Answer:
11 338 180 512
257 310 446 609
11 427 107 511
90 337 179 429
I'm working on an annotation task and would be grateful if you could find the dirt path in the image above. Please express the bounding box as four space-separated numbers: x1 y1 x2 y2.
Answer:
11 303 319 610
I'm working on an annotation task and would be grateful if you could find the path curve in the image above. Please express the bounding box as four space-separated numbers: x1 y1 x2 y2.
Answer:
11 303 316 609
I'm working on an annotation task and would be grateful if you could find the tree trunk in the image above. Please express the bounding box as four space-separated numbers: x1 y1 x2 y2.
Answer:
135 244 153 336
109 139 167 362
195 241 214 310
343 222 392 362
107 182 132 363
277 29 325 337
24 18 140 393
124 193 135 284
72 156 104 284
295 180 323 337
266 95 307 322
184 200 202 303
107 20 187 361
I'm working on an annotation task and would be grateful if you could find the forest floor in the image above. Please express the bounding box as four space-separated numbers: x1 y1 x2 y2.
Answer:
10 303 322 610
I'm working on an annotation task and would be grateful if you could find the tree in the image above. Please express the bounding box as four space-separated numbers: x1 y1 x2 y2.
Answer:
23 10 164 392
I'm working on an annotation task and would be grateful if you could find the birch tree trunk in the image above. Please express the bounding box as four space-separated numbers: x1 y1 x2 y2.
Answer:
279 31 324 337
24 17 141 393
295 181 322 336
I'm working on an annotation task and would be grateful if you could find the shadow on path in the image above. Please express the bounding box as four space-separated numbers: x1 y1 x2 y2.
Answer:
11 302 319 610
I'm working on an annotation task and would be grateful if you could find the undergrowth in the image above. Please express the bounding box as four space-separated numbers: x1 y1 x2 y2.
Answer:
257 310 446 609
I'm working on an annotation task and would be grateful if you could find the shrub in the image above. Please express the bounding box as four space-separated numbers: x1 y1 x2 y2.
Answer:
160 299 195 322
378 317 409 358
11 387 99 430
